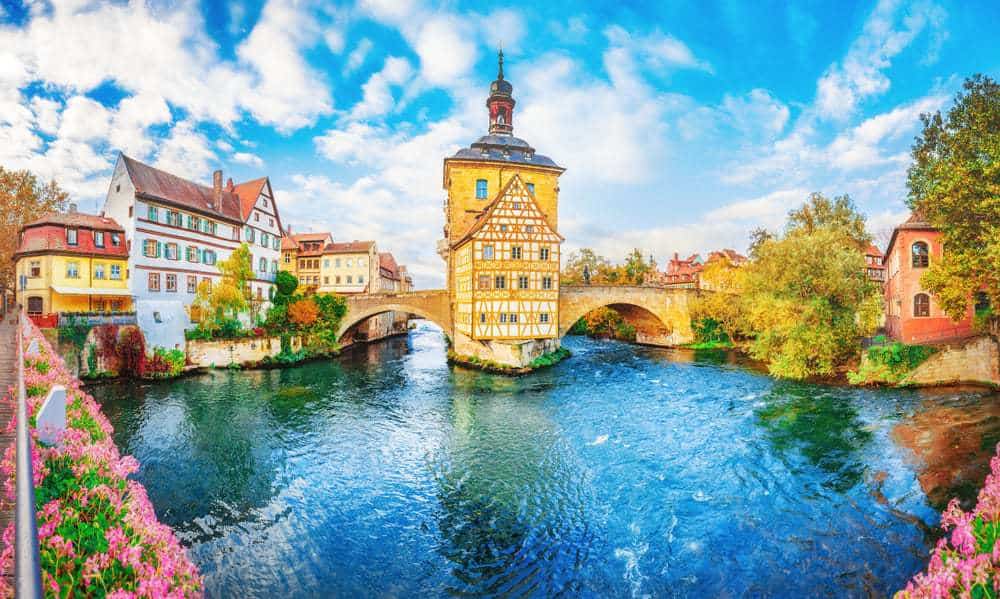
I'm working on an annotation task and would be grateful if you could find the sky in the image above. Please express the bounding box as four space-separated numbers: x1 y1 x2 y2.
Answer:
1 0 998 287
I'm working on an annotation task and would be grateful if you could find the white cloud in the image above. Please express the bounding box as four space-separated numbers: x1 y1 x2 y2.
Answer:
414 16 478 85
720 89 790 141
604 26 713 74
153 121 217 179
344 38 373 74
815 0 947 121
349 56 413 120
233 151 264 167
30 96 61 135
324 29 345 54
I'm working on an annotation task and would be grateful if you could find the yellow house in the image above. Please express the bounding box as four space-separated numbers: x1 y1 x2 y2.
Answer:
440 50 566 365
280 232 331 290
318 241 377 294
14 209 132 319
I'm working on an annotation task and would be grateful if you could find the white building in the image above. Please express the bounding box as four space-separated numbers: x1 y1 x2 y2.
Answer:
230 177 283 306
102 153 281 348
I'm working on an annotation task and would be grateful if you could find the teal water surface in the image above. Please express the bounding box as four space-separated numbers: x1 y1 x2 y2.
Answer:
91 323 1000 597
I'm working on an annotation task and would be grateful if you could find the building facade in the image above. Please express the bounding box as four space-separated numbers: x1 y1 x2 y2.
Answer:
232 177 284 306
865 244 886 284
102 153 275 348
14 208 131 325
318 241 378 294
441 51 565 367
645 249 746 290
281 232 332 291
884 213 975 343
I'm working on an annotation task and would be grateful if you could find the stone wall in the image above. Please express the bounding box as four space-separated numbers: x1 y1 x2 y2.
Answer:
902 336 999 388
186 336 302 368
452 331 560 368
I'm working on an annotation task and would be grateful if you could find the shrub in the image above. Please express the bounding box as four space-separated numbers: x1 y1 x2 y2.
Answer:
847 340 935 385
145 347 185 379
217 317 244 339
116 327 146 379
288 298 319 328
0 318 201 596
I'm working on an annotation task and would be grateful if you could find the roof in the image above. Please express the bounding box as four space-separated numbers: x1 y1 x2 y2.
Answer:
16 212 129 258
120 154 243 223
24 211 124 231
865 244 883 257
885 211 939 257
281 232 333 254
324 240 374 255
231 177 268 221
449 135 562 169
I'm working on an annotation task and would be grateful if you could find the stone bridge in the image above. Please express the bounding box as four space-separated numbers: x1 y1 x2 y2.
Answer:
558 285 696 346
339 285 697 347
337 290 453 339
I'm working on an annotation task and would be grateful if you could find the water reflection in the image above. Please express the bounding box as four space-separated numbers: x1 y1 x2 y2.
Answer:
893 388 1000 510
755 383 873 492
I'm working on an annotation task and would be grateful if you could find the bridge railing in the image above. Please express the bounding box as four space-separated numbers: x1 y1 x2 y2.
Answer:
15 308 43 597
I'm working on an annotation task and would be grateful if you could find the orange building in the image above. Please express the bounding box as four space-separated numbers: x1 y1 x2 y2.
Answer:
884 213 975 343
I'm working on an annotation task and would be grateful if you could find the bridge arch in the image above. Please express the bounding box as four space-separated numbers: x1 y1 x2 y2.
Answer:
558 286 696 346
336 291 453 340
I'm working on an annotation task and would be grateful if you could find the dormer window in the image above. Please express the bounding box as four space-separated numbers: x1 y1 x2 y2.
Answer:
94 231 104 247
67 228 78 245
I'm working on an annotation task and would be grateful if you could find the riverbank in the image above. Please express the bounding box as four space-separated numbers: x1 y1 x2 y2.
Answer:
0 315 201 596
447 346 571 375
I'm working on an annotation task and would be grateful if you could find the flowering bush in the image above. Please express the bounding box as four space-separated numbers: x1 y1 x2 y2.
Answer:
1 318 202 597
897 444 1000 598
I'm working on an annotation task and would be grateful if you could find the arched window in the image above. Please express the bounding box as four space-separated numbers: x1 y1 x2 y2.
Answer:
912 242 929 268
27 296 43 314
259 257 267 272
914 293 930 317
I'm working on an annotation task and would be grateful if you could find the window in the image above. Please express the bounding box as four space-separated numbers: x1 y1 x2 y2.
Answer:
255 213 260 222
143 239 158 257
347 275 353 284
263 199 268 207
513 202 521 210
66 261 79 278
245 227 255 243
111 299 123 312
256 287 263 300
110 264 121 280
347 259 353 268
540 313 549 323
525 225 533 233
269 217 274 226
148 272 160 292
476 179 488 199
914 293 930 317
483 245 494 260
495 275 506 289
29 261 40 278
336 276 341 284
94 264 105 279
272 237 279 250
359 258 366 267
480 313 486 323
324 259 330 268
284 253 291 264
271 260 278 274
261 232 269 247
27 297 43 314
187 275 197 293
509 313 518 323
518 275 529 289
500 313 507 323
67 228 78 245
540 247 550 260
203 250 216 266
542 276 553 290
94 231 105 247
165 243 179 260
190 216 201 231
526 183 535 194
358 275 364 284
259 257 267 272
147 206 158 222
165 274 177 292
186 246 200 263
976 292 991 313
94 299 105 313
912 242 929 268
500 224 508 232
324 276 329 284
511 246 522 259
111 233 121 246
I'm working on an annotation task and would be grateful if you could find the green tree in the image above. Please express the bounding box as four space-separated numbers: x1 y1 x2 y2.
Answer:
747 227 773 259
274 270 298 302
562 248 613 285
743 226 882 379
218 243 253 319
623 248 653 285
0 167 69 303
786 192 871 249
907 74 1000 334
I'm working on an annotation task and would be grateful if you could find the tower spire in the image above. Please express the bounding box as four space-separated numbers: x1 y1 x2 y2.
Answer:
487 46 514 135
497 46 504 80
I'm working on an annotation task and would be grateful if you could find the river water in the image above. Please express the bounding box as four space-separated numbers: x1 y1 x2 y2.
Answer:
91 323 1000 597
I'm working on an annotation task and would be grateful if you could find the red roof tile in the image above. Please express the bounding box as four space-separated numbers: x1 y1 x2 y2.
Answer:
17 212 128 258
121 154 242 223
324 240 374 254
231 177 268 222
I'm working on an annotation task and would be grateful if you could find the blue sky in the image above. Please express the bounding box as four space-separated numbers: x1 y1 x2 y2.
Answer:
1 0 998 286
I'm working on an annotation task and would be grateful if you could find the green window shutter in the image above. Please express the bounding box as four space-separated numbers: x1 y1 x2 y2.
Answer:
185 215 191 229
156 241 162 258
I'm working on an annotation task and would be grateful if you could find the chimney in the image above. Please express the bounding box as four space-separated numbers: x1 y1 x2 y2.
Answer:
226 177 234 191
68 202 77 213
212 169 222 209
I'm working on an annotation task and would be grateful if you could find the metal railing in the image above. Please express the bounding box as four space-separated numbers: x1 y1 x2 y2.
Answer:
15 309 43 598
